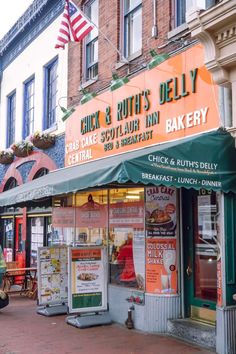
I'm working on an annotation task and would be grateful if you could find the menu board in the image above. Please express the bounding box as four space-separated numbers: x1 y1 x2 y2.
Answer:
68 246 107 313
37 246 68 306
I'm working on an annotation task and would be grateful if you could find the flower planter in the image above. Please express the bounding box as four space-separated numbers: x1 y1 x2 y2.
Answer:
12 149 32 158
11 141 33 158
32 136 55 149
0 153 14 164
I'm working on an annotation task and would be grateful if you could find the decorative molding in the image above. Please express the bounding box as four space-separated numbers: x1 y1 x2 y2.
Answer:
0 0 64 70
187 0 236 86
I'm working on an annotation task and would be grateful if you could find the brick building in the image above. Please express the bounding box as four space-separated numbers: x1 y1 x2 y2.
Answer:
1 1 236 353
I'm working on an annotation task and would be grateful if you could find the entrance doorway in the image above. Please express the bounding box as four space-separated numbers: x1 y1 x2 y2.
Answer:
183 189 219 324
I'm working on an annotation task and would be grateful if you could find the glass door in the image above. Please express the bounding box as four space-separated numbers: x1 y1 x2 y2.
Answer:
183 189 220 324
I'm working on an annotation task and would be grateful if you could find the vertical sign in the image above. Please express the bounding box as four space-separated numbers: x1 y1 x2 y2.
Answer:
145 186 178 294
68 246 107 313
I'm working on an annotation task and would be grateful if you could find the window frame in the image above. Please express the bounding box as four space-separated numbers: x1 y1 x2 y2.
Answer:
84 0 99 82
43 57 58 130
23 76 35 139
175 0 186 28
122 0 142 59
6 91 16 148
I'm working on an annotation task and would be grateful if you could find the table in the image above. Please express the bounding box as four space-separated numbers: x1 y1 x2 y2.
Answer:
2 267 37 297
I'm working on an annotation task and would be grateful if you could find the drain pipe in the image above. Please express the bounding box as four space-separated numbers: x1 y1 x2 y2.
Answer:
125 305 135 329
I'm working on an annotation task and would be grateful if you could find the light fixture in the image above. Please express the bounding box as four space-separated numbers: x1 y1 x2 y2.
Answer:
110 73 129 92
60 106 76 122
126 195 140 200
147 50 169 70
80 88 97 105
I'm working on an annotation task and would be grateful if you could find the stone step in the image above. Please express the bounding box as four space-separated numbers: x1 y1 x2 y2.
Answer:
167 318 216 350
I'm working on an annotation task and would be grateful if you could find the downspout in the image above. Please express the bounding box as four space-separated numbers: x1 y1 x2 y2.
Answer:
151 0 158 38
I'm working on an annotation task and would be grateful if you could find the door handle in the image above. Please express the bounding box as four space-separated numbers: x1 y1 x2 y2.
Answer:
186 265 192 277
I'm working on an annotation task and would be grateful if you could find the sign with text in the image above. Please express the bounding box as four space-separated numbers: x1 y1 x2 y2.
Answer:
37 246 68 306
65 44 219 167
109 201 144 228
146 238 177 294
76 197 107 228
146 186 176 237
52 207 75 228
68 246 107 313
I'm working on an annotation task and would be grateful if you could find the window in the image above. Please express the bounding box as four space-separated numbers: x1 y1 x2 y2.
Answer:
33 168 49 179
44 58 58 130
84 0 98 81
175 0 186 27
123 0 142 58
3 177 18 191
23 77 35 138
6 92 16 147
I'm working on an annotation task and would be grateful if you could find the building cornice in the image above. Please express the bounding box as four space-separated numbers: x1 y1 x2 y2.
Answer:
187 0 236 86
0 0 64 70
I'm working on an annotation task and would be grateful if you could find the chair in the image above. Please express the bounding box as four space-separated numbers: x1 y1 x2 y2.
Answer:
3 261 25 292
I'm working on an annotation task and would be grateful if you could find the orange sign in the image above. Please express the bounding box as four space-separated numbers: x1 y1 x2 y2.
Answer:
146 238 177 294
65 44 219 167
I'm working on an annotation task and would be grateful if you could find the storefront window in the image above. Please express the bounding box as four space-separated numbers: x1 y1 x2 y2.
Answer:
109 188 145 289
75 190 108 245
3 219 14 262
30 217 44 267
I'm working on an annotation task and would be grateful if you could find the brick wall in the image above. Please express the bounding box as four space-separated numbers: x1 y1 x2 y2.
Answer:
67 0 193 107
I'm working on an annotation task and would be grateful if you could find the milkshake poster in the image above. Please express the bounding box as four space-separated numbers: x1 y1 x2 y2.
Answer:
145 186 177 237
146 238 177 294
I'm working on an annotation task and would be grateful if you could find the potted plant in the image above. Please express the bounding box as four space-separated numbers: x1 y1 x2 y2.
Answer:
11 140 33 158
0 149 14 164
30 131 55 149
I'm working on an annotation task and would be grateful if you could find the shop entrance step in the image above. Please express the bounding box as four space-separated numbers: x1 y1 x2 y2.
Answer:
167 318 216 350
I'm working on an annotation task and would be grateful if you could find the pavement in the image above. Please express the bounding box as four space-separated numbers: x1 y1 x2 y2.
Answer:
0 295 215 354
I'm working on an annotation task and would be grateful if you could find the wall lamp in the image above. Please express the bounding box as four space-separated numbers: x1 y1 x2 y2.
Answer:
60 106 76 122
80 88 97 105
147 50 169 70
110 73 129 92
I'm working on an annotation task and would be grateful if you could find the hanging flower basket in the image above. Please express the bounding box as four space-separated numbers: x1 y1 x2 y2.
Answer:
30 131 55 150
0 150 14 164
11 140 33 158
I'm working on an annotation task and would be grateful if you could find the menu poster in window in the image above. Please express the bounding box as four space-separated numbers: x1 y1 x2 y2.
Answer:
68 247 107 313
76 194 107 228
52 207 75 228
37 246 68 306
146 186 177 237
109 202 144 228
146 238 177 294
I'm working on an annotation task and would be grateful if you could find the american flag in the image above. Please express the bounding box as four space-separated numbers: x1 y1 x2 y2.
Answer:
55 0 94 49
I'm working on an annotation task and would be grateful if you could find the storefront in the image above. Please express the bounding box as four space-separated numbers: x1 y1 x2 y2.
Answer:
0 44 236 347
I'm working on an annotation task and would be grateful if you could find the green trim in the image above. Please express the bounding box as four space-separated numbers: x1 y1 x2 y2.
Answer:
224 193 236 305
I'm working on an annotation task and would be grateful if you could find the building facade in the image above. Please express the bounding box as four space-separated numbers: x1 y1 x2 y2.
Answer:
1 1 236 354
0 0 67 268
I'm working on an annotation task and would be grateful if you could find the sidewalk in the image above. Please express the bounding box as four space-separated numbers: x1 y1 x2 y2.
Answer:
0 295 215 354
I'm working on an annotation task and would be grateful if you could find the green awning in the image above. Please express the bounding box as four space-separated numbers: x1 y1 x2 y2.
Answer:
0 129 236 207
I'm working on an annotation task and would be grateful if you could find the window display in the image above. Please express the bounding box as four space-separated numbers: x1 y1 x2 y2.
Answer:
109 188 145 289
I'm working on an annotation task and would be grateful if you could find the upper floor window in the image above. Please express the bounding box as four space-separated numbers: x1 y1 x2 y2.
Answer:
6 91 16 147
23 77 35 138
175 0 186 27
123 0 142 59
44 58 58 130
84 0 98 81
